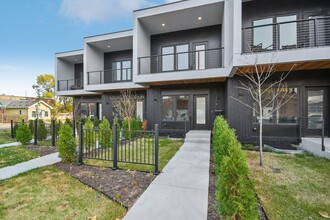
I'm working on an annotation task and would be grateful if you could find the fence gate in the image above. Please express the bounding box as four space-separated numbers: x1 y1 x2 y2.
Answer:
78 123 159 174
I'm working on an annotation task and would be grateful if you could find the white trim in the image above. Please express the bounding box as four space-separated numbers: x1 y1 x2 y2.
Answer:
28 100 53 110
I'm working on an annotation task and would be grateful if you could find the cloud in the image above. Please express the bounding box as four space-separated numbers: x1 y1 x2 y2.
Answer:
60 0 154 25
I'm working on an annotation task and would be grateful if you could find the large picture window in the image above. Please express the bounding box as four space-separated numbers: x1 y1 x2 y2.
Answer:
253 88 298 124
81 102 97 119
161 44 189 72
162 95 189 121
112 60 132 82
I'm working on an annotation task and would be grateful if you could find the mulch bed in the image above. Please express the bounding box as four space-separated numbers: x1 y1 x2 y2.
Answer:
54 163 155 209
26 145 58 156
208 150 220 220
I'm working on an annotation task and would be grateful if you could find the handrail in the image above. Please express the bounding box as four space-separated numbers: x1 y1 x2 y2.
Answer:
57 78 83 91
87 68 132 85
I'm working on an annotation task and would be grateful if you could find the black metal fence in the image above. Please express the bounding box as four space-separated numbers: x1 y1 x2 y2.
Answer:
87 68 133 85
11 119 75 146
57 78 83 91
138 48 224 75
299 117 325 151
78 123 159 174
242 17 330 53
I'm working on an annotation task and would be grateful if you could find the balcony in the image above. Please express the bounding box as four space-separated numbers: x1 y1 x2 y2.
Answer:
57 78 83 91
87 68 132 85
242 17 330 54
138 48 224 75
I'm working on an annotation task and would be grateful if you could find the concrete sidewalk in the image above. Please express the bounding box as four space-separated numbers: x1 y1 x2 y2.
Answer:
123 130 211 220
0 152 61 180
0 142 21 149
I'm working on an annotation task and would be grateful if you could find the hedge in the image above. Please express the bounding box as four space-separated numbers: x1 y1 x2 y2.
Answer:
213 116 258 219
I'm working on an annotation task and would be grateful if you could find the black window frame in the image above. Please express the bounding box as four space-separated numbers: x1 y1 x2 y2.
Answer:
161 95 189 122
160 43 190 73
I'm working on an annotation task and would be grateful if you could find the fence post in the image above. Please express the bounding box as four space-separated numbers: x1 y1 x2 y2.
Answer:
72 119 76 138
322 118 325 151
11 120 14 138
78 122 84 165
112 124 118 170
154 124 160 175
34 119 38 145
51 119 55 146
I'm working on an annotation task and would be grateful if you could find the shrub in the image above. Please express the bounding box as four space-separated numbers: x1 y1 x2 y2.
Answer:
131 117 142 138
13 123 19 138
16 124 32 145
93 117 100 128
65 118 72 126
37 119 48 141
213 116 258 219
28 120 34 134
113 117 121 140
99 117 112 148
84 118 94 148
58 124 76 163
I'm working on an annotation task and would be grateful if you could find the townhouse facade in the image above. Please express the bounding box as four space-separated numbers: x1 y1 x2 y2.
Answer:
55 0 330 147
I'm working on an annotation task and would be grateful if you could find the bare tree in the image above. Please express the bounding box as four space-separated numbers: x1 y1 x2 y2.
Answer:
112 90 142 130
232 55 296 166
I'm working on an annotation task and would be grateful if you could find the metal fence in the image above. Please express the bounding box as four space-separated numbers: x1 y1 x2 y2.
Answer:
78 123 159 174
242 17 330 53
87 68 132 85
11 119 75 146
299 116 325 151
138 48 224 75
57 78 83 91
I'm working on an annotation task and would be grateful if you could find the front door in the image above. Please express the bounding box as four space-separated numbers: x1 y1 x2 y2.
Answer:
304 88 329 137
193 95 208 130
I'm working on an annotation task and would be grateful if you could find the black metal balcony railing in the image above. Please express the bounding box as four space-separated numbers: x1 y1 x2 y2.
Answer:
57 78 83 91
138 48 224 75
87 68 132 85
242 17 330 53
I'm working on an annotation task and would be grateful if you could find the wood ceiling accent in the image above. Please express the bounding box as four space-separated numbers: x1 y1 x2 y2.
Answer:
147 77 226 86
238 60 330 73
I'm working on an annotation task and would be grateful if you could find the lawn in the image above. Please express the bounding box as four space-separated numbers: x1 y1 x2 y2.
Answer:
0 146 39 168
0 166 126 220
246 151 330 220
0 130 14 145
85 138 184 172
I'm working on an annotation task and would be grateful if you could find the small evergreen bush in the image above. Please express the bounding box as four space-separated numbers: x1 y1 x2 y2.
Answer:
58 124 76 163
65 118 72 126
113 117 121 140
84 118 94 148
37 119 48 141
212 116 258 219
28 120 34 134
93 117 100 128
16 124 32 145
99 117 112 148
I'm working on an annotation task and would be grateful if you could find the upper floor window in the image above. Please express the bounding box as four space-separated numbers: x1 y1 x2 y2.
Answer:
112 60 132 82
161 44 189 72
252 15 297 51
32 111 36 118
45 111 49 117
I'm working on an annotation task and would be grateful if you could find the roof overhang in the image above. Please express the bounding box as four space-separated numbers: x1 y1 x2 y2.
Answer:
56 49 84 64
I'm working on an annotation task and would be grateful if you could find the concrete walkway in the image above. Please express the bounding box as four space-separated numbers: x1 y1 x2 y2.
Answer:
124 130 211 220
0 152 61 180
0 142 21 149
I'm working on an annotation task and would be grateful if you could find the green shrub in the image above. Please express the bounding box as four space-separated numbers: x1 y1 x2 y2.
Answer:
113 117 121 140
28 120 34 134
93 117 100 128
37 119 47 141
16 124 32 145
131 117 142 138
99 117 112 149
212 116 258 219
65 118 72 126
58 124 76 163
13 123 19 138
84 118 94 148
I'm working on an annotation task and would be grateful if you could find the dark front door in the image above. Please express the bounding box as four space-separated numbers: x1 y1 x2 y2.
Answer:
303 88 329 137
193 95 208 130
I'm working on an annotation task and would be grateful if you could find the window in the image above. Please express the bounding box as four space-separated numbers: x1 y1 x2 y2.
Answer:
112 60 132 82
32 111 36 118
253 88 298 124
162 44 189 72
162 95 189 121
45 111 49 117
136 101 144 120
277 15 297 49
195 44 206 70
81 102 97 119
253 18 273 50
19 110 22 115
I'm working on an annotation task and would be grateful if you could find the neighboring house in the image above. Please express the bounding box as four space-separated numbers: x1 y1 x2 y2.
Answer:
0 99 53 122
55 0 330 147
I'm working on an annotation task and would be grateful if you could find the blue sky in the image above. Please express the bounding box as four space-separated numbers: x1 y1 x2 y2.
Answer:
0 0 175 97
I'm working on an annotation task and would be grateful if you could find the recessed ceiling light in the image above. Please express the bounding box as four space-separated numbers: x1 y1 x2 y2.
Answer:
162 23 166 27
107 45 111 48
74 59 78 61
198 17 202 20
